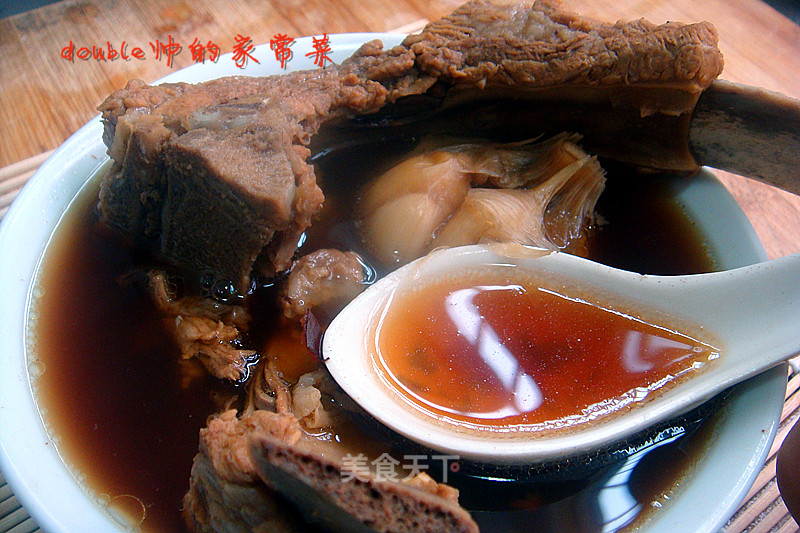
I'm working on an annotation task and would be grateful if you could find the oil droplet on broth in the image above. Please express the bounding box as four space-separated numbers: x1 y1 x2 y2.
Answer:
372 266 719 431
107 494 147 528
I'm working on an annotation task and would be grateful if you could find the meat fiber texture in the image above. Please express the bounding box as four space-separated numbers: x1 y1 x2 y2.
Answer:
97 0 723 294
185 384 478 532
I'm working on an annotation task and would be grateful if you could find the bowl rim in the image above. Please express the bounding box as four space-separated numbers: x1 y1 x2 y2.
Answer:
0 32 786 533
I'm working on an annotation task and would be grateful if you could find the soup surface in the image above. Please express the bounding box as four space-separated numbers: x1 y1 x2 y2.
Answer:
34 150 719 532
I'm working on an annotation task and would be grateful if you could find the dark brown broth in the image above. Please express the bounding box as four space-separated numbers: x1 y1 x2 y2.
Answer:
35 144 718 533
34 180 234 532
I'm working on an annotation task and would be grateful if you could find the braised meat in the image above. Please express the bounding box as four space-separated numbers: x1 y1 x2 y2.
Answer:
97 0 723 293
281 249 368 322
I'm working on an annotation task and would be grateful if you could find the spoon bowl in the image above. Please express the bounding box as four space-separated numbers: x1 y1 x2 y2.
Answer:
322 244 800 464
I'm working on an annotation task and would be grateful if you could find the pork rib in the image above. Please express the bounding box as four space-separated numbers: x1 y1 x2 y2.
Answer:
96 0 723 293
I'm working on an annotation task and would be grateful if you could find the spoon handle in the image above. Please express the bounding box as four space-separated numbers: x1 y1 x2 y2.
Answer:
634 252 800 381
532 250 800 426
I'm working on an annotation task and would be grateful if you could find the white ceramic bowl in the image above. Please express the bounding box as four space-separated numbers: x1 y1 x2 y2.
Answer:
0 33 786 533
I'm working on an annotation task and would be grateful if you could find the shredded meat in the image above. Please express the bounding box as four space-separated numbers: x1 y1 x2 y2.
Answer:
247 361 332 430
149 272 257 382
97 0 723 293
262 361 293 415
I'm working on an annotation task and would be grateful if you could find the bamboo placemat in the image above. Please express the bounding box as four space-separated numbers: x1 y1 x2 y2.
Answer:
1 153 798 532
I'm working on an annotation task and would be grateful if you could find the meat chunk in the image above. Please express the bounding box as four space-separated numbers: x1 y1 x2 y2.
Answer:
183 453 312 533
183 409 310 533
281 249 368 322
406 0 723 89
197 409 302 485
97 0 723 293
250 433 479 533
185 372 478 533
98 58 396 293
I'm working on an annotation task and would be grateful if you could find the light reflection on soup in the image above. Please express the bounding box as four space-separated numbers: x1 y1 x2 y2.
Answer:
373 268 719 431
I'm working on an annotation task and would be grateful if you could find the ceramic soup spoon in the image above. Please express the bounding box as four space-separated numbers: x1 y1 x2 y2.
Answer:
322 244 800 465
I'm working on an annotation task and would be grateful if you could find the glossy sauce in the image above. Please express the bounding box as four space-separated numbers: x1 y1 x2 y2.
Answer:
375 269 719 430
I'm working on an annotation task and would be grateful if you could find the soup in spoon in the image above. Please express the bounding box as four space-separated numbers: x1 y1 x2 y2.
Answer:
372 264 720 432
